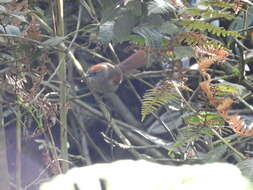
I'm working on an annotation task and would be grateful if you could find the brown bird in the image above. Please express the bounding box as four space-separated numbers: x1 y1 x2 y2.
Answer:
86 50 147 93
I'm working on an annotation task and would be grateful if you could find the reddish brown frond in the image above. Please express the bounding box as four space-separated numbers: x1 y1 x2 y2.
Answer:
195 45 229 61
227 115 253 136
177 31 206 46
195 45 229 73
23 15 42 41
199 80 214 101
233 0 244 14
216 98 233 113
197 57 217 72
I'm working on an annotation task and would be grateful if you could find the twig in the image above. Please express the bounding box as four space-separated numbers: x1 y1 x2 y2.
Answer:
211 129 246 160
68 5 82 49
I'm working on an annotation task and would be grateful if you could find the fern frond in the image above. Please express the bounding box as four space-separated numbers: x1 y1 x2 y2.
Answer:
177 31 224 48
141 82 180 121
200 1 235 9
168 125 213 155
177 31 205 46
195 45 229 72
184 8 235 20
197 56 218 72
227 115 253 136
194 45 229 59
176 19 242 38
141 80 191 121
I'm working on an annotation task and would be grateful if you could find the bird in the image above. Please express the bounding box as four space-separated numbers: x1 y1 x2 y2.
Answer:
86 49 147 93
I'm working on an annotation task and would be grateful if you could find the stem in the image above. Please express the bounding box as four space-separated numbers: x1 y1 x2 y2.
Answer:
56 0 68 172
0 93 10 190
211 129 246 160
16 107 22 190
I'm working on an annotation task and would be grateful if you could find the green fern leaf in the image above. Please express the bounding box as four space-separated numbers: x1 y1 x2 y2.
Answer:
184 8 235 20
176 19 242 38
200 1 235 9
168 125 213 155
141 83 180 121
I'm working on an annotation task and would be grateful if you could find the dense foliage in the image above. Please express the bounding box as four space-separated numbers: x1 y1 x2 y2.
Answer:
1 0 253 189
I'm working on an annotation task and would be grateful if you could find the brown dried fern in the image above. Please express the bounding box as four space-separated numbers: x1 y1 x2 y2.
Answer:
200 79 253 136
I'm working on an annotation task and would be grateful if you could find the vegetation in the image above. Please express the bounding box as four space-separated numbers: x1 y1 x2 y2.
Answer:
1 0 253 189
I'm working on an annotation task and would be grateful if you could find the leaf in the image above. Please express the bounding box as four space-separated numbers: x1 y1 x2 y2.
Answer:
133 26 164 49
98 8 137 43
184 112 225 126
212 79 248 97
42 36 66 46
147 0 176 15
176 19 243 38
160 22 180 35
211 83 241 96
0 25 21 35
184 8 235 20
127 34 145 46
0 0 12 3
113 12 136 42
168 125 213 155
141 87 180 121
174 46 195 59
126 0 142 17
141 80 190 120
200 1 235 9
98 21 115 43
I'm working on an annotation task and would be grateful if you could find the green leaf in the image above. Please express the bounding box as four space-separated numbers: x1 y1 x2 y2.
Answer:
98 21 115 43
174 46 195 59
184 112 225 126
99 7 137 43
147 0 176 15
141 87 180 121
127 34 145 46
133 26 164 49
176 19 243 38
212 80 248 97
42 36 66 46
113 12 136 42
0 0 12 3
0 25 21 35
160 22 180 35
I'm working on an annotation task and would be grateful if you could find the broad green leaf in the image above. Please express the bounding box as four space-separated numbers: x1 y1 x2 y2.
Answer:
127 34 145 45
0 0 12 3
174 46 195 59
160 22 180 35
42 36 66 46
0 25 20 35
213 80 248 97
